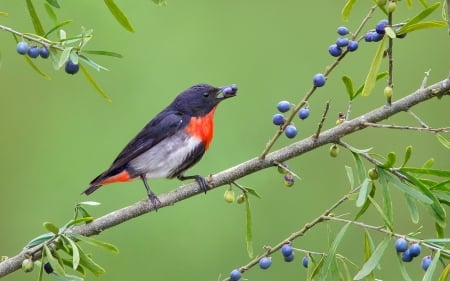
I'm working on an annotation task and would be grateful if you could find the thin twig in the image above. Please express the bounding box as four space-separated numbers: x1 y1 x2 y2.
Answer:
408 110 430 128
314 100 330 139
364 122 449 133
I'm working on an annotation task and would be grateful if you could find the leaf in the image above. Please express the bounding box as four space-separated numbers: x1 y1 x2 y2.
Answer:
244 194 253 258
356 178 370 207
78 201 101 206
319 223 350 281
65 217 94 228
361 36 386 97
381 152 396 168
243 186 262 199
438 262 450 281
309 254 325 281
342 75 355 100
423 250 440 281
434 222 445 239
78 55 109 71
400 167 450 177
104 0 135 32
399 21 447 33
43 222 60 234
69 233 119 254
385 26 396 39
363 231 375 280
76 244 105 276
436 134 450 149
57 47 73 68
401 146 413 168
44 3 58 24
423 158 435 168
345 165 355 189
354 236 391 280
397 3 441 34
341 0 357 21
46 0 60 8
368 196 393 231
354 71 388 98
380 169 433 204
351 152 366 184
44 20 73 38
396 253 413 281
354 183 376 220
152 0 168 6
80 64 113 102
0 11 9 16
378 168 394 226
82 50 123 58
43 244 66 276
24 55 52 80
405 194 420 223
26 232 55 248
26 0 45 35
60 235 80 270
346 144 373 154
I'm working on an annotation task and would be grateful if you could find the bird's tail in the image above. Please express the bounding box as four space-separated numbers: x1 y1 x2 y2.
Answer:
83 173 105 195
83 167 134 195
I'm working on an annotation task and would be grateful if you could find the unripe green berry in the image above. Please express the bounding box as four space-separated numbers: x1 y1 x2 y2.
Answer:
388 1 397 13
384 86 393 99
277 163 289 174
368 168 379 180
377 0 387 6
224 189 235 203
236 194 246 204
329 144 339 158
22 259 34 273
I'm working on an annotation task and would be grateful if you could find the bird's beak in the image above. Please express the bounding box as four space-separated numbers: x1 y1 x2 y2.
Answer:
216 84 238 99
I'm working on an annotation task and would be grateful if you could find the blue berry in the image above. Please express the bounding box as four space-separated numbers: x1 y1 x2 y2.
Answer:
299 107 310 120
402 250 413 262
395 238 408 252
272 114 285 126
27 46 39 58
277 100 291 113
337 26 349 36
39 47 50 59
372 32 384 42
65 59 80 75
281 244 293 257
375 19 389 34
230 269 241 281
16 41 29 55
284 125 297 138
347 41 358 51
302 256 309 268
421 255 432 271
409 243 421 257
313 73 326 87
259 257 272 270
328 44 342 57
336 37 349 47
364 32 374 42
284 252 295 262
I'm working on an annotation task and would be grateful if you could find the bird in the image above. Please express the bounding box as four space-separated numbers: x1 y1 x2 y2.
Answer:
82 83 237 208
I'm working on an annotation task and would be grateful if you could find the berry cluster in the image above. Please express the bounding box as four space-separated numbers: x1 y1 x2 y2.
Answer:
16 41 80 75
277 163 295 187
364 19 406 43
328 26 358 57
272 101 310 139
223 188 246 204
395 238 432 270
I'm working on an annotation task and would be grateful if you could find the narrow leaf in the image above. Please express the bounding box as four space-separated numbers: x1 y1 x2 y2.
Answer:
399 21 447 33
60 236 80 270
78 55 109 71
58 47 72 68
354 236 391 280
80 64 112 102
26 232 55 248
82 50 123 58
104 0 135 32
341 0 357 21
400 167 450 177
436 134 450 149
356 178 370 207
43 244 66 276
378 168 394 226
401 146 413 167
78 201 101 206
354 183 376 220
423 250 440 281
320 223 350 281
423 158 435 168
46 0 60 8
381 152 396 168
361 36 386 96
438 262 450 281
396 253 413 281
354 71 388 98
26 0 45 35
342 75 355 100
69 233 119 254
244 194 253 258
243 186 262 199
397 3 441 34
368 196 393 230
76 244 105 276
43 222 60 234
65 217 94 228
405 194 420 223
309 254 325 281
44 3 58 24
434 222 445 239
345 165 355 189
380 169 433 204
363 231 375 280
351 152 366 184
44 20 73 38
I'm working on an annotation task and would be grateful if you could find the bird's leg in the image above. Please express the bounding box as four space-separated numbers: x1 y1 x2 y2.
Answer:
140 175 161 210
177 174 209 194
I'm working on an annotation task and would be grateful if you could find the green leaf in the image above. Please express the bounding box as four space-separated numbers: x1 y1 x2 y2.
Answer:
354 71 388 98
78 201 101 206
43 244 66 276
345 165 355 189
26 0 45 35
381 152 396 168
76 244 105 276
423 250 440 281
354 236 391 280
351 152 366 184
368 195 393 230
356 178 370 207
82 50 123 58
397 2 441 34
26 232 55 248
385 26 396 39
0 11 9 17
57 47 73 68
361 36 386 97
44 20 73 38
65 217 94 228
396 253 413 281
401 146 413 167
438 262 450 281
244 194 253 258
405 194 420 224
80 64 112 102
243 186 262 199
380 169 433 204
378 168 394 226
60 236 80 270
43 222 60 234
44 3 58 24
399 20 447 34
342 75 355 100
436 134 450 149
152 0 168 6
346 144 373 154
400 167 450 177
354 183 376 220
423 158 435 168
309 254 325 281
363 231 375 280
69 233 119 254
104 0 135 32
46 0 60 8
78 55 109 71
434 222 445 238
423 238 450 244
319 223 350 281
341 0 357 21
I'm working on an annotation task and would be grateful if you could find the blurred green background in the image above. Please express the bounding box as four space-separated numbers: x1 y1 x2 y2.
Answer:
1 1 449 280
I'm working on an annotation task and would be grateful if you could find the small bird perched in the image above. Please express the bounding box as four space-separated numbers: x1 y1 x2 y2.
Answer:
83 83 237 208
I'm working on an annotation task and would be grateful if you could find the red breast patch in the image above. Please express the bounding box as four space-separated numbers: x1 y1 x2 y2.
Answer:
185 108 216 150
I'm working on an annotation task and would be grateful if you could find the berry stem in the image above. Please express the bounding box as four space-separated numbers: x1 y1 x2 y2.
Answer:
386 9 394 106
0 24 64 51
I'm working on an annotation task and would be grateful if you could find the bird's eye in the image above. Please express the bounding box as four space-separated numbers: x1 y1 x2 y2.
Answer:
203 92 209 97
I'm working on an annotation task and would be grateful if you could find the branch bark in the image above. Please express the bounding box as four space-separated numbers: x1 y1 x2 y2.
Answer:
1 75 449 278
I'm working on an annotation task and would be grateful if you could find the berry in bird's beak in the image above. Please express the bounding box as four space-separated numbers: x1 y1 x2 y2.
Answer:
217 84 238 99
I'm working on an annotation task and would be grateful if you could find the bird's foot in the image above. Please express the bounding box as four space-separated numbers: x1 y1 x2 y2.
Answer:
147 190 162 211
178 174 210 194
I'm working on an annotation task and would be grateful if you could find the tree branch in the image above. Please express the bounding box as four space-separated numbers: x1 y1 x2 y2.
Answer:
0 76 449 277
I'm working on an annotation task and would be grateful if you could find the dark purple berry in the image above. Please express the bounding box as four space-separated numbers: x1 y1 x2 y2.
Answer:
395 238 408 252
65 59 80 75
336 37 349 47
283 174 294 187
375 19 389 34
299 107 310 120
402 250 413 262
372 32 384 42
421 255 432 271
347 41 358 51
284 252 295 262
284 125 297 138
27 46 39 58
230 269 241 281
313 73 326 87
337 26 349 36
364 32 374 42
277 100 291 113
302 256 309 268
281 244 293 257
259 257 272 269
43 262 53 274
328 44 342 57
409 243 421 257
39 47 50 59
16 41 29 55
396 31 407 39
272 114 285 126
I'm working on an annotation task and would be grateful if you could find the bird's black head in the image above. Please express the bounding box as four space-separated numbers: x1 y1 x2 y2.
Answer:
171 84 237 116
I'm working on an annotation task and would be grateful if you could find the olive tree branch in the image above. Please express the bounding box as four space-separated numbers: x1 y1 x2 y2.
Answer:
0 75 449 278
